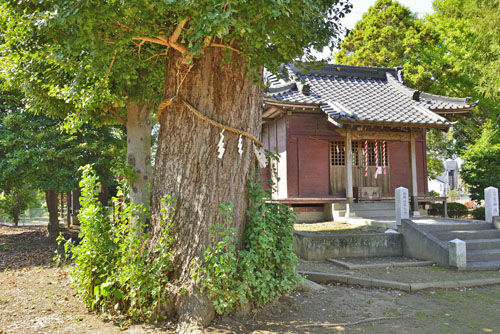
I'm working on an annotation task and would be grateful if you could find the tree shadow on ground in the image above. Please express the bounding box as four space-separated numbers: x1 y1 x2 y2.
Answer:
0 224 78 271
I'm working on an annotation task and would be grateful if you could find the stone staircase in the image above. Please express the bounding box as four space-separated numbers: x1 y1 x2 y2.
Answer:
329 201 397 229
413 220 500 271
351 201 396 219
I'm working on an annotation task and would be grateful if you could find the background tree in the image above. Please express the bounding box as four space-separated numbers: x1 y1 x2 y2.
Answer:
426 0 500 197
0 84 124 237
334 0 454 177
461 121 500 200
0 185 38 226
335 0 436 89
334 0 500 183
426 129 454 179
1 1 162 216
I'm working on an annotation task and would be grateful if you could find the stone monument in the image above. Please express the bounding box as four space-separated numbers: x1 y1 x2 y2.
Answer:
485 187 499 223
395 187 409 225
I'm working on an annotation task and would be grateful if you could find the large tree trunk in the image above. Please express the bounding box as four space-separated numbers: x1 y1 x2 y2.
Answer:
126 102 153 228
150 48 262 333
46 190 59 238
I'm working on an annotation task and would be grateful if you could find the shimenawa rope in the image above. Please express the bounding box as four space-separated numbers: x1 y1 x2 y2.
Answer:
156 96 263 148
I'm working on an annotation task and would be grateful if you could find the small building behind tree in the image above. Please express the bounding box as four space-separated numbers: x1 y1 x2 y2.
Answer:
262 64 475 221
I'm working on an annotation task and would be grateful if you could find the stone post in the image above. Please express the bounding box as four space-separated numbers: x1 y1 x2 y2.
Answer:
395 187 409 225
448 239 466 270
485 187 499 223
345 127 354 217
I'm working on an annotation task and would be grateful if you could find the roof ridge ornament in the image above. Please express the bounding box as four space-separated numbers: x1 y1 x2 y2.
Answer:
395 67 404 83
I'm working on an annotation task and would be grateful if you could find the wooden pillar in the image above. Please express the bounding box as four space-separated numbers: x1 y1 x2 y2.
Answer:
409 130 419 215
345 127 354 215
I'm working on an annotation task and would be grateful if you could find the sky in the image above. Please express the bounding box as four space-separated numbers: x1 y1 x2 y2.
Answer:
316 0 435 59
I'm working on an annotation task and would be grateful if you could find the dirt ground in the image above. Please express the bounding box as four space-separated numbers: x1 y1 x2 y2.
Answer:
2 225 500 334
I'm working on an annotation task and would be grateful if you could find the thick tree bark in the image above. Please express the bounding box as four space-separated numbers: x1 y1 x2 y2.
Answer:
126 102 153 228
150 48 262 332
46 190 59 238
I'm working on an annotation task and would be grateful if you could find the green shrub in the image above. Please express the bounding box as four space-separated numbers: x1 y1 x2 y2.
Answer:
447 189 460 198
194 151 299 315
472 207 485 220
428 202 468 218
428 202 443 216
428 190 440 197
56 165 174 320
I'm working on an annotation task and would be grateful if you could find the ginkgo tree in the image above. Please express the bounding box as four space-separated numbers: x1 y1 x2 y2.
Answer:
1 1 352 331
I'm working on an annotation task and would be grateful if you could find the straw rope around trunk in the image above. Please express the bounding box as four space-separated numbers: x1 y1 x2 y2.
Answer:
157 96 263 147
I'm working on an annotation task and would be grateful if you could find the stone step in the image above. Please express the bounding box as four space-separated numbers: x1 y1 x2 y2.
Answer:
344 217 369 226
352 202 395 210
467 249 500 262
365 218 399 230
331 203 346 210
351 210 395 219
466 260 500 271
466 239 500 251
418 222 495 233
431 229 500 241
333 210 346 218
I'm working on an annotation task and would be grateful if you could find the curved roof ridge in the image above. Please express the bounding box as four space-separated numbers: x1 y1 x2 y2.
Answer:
288 62 400 80
420 91 471 105
386 72 419 100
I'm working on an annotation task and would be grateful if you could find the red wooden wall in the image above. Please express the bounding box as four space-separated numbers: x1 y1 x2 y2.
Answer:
263 112 429 198
286 113 341 197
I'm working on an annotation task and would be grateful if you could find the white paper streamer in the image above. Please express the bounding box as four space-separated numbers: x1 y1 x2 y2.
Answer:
217 130 225 159
238 135 243 156
253 143 267 168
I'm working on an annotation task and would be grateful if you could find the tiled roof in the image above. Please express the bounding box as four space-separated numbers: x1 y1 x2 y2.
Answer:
264 64 475 127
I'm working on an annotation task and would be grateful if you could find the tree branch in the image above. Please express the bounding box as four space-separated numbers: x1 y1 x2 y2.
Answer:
132 36 188 55
145 51 169 62
113 19 133 32
169 18 188 45
107 107 127 126
137 40 145 60
104 50 118 83
210 43 242 54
